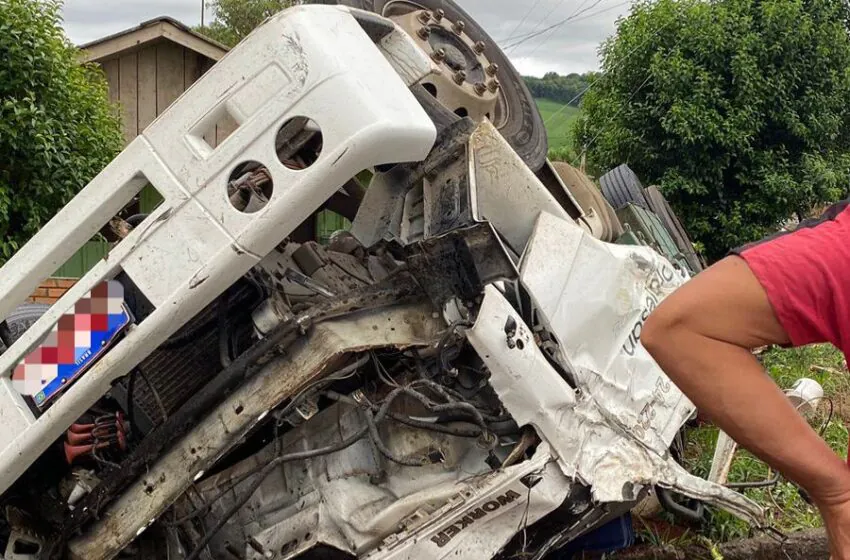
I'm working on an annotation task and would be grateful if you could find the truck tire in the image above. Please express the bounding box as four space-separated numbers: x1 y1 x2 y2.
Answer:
644 186 704 272
312 0 549 171
1 304 49 348
551 162 623 242
600 164 649 210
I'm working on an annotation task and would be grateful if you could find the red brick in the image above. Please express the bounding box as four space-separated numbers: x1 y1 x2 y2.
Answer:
53 278 78 288
31 288 49 298
41 279 59 288
47 288 67 298
32 297 55 305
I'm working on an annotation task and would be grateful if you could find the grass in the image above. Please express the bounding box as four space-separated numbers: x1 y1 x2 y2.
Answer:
535 98 581 155
681 345 849 542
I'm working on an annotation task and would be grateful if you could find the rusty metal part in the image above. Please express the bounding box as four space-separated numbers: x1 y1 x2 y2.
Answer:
406 223 517 307
392 10 498 124
502 426 539 468
59 271 428 544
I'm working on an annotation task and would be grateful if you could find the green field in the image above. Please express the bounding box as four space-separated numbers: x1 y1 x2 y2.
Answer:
535 98 581 153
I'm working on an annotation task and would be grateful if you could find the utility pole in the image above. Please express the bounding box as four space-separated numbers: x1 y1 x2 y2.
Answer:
201 0 205 27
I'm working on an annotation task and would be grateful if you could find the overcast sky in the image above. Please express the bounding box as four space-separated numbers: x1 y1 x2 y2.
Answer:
61 0 632 76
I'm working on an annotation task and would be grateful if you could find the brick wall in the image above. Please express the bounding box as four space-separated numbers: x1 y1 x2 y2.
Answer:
27 278 78 305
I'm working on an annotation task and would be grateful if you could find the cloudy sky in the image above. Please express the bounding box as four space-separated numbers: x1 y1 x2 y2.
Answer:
61 0 632 76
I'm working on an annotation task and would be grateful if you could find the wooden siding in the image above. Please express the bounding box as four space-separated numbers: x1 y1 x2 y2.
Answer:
98 41 237 148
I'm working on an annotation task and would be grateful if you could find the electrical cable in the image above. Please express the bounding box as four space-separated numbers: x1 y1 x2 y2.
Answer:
504 0 631 51
172 357 370 525
523 0 606 59
500 0 547 45
542 14 679 128
184 425 369 560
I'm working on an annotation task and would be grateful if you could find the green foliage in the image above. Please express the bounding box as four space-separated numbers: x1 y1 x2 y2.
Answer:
523 71 594 106
575 0 850 260
197 0 295 47
0 0 123 261
684 345 848 541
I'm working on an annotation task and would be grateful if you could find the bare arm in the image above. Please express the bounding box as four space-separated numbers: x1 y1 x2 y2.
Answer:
642 256 850 506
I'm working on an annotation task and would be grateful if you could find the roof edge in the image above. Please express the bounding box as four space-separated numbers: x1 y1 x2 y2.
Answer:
79 16 230 62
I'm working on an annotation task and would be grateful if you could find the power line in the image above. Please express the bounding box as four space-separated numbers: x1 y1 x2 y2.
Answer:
542 14 678 127
570 16 689 164
524 0 606 59
503 0 633 52
501 0 547 45
507 0 570 53
572 71 653 166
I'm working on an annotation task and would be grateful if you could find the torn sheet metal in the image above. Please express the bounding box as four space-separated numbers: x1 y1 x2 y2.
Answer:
468 212 765 525
68 302 444 560
519 211 692 450
366 443 572 560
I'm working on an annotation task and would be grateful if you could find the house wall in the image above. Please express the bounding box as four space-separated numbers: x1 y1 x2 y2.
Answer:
31 39 238 297
99 41 236 146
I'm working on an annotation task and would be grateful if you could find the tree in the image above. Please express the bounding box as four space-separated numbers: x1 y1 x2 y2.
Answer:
0 0 123 260
523 72 593 106
198 0 295 47
574 0 850 261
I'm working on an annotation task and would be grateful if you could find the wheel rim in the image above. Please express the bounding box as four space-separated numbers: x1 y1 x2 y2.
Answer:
385 1 511 128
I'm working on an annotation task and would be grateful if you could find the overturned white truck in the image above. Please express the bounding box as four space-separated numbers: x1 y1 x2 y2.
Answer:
0 3 763 559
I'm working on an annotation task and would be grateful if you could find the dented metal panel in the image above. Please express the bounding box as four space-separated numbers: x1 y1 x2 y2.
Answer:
468 212 765 526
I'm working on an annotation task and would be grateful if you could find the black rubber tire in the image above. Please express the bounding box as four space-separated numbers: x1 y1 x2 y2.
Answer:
644 186 703 272
599 164 649 210
2 304 49 347
312 0 549 171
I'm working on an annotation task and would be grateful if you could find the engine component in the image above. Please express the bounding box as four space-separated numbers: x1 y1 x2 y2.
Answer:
67 300 445 560
63 412 127 466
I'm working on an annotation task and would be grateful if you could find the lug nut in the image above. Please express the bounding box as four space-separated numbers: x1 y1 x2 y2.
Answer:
417 11 431 24
474 41 486 54
431 48 446 63
453 70 467 85
453 20 465 34
474 82 487 96
417 26 431 40
435 9 445 21
488 79 500 92
486 63 499 76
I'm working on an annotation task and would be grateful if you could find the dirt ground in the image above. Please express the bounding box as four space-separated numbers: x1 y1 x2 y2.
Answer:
616 529 829 559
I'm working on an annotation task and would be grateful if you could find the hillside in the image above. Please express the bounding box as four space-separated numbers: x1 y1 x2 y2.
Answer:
535 98 581 156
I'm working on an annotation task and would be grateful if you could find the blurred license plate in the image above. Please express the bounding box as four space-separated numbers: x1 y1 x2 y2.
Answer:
12 281 133 409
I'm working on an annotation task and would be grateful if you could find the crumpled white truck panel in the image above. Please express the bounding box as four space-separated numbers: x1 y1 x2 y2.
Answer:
468 212 764 524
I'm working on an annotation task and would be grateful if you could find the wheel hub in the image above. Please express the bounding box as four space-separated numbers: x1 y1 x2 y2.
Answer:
392 9 500 122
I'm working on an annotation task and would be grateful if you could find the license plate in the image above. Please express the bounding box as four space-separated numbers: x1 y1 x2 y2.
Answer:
12 280 133 409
